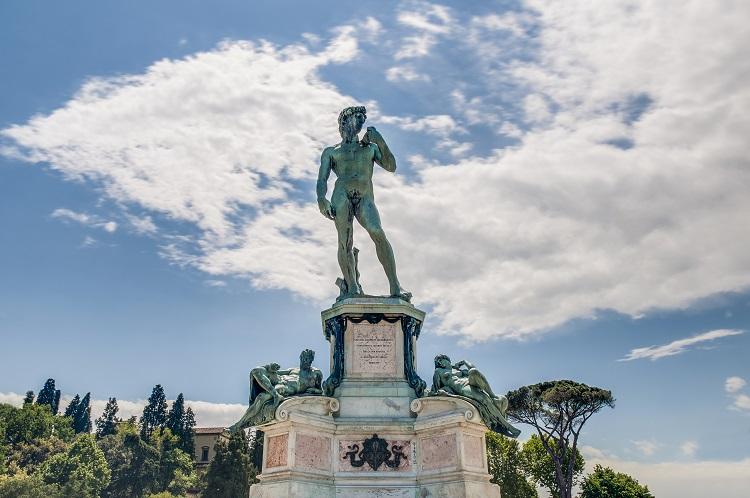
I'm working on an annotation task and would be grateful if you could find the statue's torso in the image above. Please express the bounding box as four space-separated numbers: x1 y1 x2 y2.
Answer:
331 142 375 195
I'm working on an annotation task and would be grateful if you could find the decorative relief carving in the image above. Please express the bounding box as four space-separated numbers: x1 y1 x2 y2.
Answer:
295 433 331 471
420 433 458 471
339 434 411 472
265 433 288 468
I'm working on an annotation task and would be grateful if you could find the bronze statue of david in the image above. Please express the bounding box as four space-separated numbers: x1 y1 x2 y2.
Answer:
316 106 410 301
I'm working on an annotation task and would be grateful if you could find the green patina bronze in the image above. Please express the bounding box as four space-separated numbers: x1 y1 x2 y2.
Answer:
228 349 323 432
317 106 411 302
429 354 521 438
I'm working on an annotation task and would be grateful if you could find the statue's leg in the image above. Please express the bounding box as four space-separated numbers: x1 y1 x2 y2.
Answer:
357 197 408 298
467 368 498 398
332 192 360 295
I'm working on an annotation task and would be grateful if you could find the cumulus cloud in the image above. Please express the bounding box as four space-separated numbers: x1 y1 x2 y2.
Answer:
4 1 750 341
51 208 118 233
725 376 747 394
0 392 244 428
620 329 744 362
385 65 431 83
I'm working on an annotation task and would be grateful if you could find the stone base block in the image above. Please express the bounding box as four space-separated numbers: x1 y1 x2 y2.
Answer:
417 480 502 498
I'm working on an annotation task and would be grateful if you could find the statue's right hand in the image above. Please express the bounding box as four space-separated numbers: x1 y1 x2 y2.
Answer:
318 198 335 220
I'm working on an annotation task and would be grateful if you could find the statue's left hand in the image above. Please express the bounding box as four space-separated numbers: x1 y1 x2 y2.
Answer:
363 126 383 144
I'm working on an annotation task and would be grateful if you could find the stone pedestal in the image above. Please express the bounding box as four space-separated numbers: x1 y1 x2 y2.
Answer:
249 298 502 498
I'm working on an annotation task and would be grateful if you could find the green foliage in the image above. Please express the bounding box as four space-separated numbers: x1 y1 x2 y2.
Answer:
507 380 614 498
0 475 64 498
581 465 654 498
141 385 168 439
485 432 538 498
166 394 185 439
98 428 160 498
63 395 80 418
147 492 184 498
35 380 60 416
248 429 264 471
0 403 74 450
96 398 120 439
202 430 256 498
521 434 584 497
181 407 196 456
4 436 68 476
40 433 111 497
72 393 92 434
23 392 35 405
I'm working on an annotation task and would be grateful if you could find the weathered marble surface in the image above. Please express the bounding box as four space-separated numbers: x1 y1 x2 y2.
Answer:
420 433 458 471
265 433 288 468
463 434 485 469
296 433 332 472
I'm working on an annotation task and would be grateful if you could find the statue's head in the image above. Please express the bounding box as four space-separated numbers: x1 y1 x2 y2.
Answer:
299 349 315 369
338 106 367 140
267 362 281 372
434 354 451 368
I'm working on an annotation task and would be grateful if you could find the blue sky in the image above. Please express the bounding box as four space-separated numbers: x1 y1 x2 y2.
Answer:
1 1 749 496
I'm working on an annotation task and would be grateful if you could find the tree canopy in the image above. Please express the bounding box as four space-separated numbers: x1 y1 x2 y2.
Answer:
485 432 538 498
581 465 654 498
507 380 614 498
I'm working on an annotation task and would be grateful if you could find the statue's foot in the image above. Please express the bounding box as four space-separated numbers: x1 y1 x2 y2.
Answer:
391 289 412 302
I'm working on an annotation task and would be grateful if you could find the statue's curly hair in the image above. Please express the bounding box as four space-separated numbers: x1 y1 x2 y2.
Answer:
300 348 316 363
434 354 451 367
338 106 366 137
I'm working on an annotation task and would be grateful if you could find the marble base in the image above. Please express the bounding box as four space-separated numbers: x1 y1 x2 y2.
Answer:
249 299 501 497
249 395 501 498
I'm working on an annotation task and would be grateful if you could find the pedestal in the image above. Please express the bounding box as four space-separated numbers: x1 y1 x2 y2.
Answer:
249 298 502 498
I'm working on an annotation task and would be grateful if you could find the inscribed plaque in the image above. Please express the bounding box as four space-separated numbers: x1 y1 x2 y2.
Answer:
349 320 398 376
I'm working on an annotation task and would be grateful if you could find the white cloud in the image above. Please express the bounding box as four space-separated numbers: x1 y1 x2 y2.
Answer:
385 65 431 83
620 329 744 361
51 208 118 233
680 440 698 457
379 114 461 137
580 446 750 498
0 392 245 429
126 214 158 235
394 34 436 60
5 1 750 341
205 279 227 287
725 376 747 394
733 394 750 412
394 3 454 59
632 439 660 456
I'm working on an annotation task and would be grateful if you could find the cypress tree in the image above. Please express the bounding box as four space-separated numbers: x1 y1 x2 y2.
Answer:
166 393 185 440
140 384 168 439
52 389 61 415
96 397 120 438
36 378 58 413
202 429 255 498
64 394 80 418
23 390 35 405
181 406 196 455
73 392 92 433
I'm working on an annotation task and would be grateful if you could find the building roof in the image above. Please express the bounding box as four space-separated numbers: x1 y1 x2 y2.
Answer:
194 427 226 434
